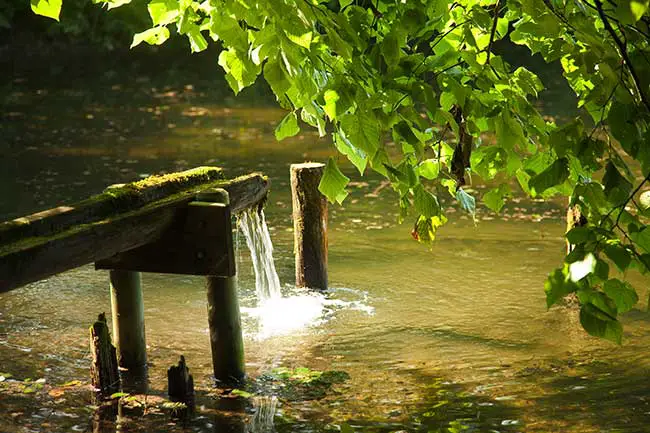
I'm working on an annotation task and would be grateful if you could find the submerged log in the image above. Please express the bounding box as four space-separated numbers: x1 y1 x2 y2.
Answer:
167 355 195 406
0 171 269 292
291 163 328 290
90 313 120 397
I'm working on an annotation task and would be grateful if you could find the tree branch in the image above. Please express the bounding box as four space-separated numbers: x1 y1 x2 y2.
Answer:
486 0 502 65
594 0 650 112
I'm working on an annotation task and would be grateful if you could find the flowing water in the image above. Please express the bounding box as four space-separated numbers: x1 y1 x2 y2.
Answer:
238 209 283 303
2 48 650 433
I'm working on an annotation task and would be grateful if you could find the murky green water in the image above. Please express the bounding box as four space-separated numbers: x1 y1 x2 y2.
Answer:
2 48 650 433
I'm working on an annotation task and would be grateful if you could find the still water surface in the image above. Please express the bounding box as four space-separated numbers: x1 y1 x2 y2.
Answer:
2 49 650 433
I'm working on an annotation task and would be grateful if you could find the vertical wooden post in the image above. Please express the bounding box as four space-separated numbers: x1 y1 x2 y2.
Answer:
199 188 245 384
109 270 147 390
290 162 328 290
566 203 587 254
89 313 120 397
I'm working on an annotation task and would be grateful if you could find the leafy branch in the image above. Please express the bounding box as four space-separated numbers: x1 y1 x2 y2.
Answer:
593 0 650 112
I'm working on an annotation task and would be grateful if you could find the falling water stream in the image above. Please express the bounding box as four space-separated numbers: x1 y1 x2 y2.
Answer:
238 209 283 302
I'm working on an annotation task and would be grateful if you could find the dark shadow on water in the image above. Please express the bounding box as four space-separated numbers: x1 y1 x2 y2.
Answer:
515 355 650 432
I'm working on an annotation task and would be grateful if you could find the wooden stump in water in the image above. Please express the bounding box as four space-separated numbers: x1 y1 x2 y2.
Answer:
168 355 195 406
290 162 328 290
89 313 120 397
566 203 587 254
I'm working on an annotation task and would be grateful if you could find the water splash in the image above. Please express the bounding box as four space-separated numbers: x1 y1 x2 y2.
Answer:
238 209 282 302
246 395 278 433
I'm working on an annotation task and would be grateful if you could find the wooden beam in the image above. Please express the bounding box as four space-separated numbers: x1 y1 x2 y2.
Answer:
0 167 224 245
0 173 269 293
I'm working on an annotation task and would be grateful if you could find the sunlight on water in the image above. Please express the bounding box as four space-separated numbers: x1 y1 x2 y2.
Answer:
238 209 282 302
242 287 374 339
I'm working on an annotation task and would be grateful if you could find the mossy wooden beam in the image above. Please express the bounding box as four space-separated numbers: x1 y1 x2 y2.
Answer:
0 167 224 246
0 172 269 293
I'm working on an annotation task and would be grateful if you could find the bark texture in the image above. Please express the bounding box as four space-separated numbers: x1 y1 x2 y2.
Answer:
291 163 328 290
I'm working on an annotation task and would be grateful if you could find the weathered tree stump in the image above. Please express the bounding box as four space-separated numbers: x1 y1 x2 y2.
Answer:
168 355 195 407
566 203 588 254
89 313 120 397
290 162 328 290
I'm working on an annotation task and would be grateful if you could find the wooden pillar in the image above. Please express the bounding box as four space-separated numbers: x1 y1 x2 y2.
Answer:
566 203 587 254
109 270 147 390
291 162 328 290
198 188 245 384
89 313 120 397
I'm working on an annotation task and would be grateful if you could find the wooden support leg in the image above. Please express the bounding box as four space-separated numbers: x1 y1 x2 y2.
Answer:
109 270 147 391
291 162 328 290
207 275 245 384
197 188 245 385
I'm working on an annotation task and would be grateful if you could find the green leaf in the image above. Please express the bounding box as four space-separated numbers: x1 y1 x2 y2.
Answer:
602 161 633 205
187 27 208 52
285 30 313 49
413 214 448 243
131 27 171 48
275 112 300 141
381 31 401 67
483 184 510 213
334 130 367 174
455 188 476 219
339 109 380 155
417 159 440 180
640 190 650 210
580 303 623 344
319 158 350 204
148 0 179 26
323 90 340 121
30 0 62 21
231 389 253 398
603 279 638 313
545 267 579 308
413 184 441 218
604 244 632 271
630 228 650 253
529 157 569 196
566 226 596 244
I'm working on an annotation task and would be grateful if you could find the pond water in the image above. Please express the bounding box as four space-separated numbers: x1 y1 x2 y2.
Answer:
2 46 650 433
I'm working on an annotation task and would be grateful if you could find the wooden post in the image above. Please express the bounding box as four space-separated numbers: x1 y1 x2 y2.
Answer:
199 188 245 385
566 203 587 254
109 270 147 391
168 355 195 404
89 313 120 397
290 162 328 290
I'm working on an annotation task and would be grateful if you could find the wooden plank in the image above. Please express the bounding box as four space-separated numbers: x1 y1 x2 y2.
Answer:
0 166 224 245
0 173 269 293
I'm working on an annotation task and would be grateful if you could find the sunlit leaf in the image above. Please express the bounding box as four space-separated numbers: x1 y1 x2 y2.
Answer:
275 112 300 141
319 157 350 204
30 0 62 21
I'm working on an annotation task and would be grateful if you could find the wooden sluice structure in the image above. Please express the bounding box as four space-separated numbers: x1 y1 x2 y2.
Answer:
0 166 269 389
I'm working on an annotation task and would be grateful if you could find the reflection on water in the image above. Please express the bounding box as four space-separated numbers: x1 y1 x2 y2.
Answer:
247 396 278 433
2 49 650 433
